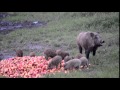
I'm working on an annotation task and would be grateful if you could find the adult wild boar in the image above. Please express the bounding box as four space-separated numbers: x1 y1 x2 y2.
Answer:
77 31 105 60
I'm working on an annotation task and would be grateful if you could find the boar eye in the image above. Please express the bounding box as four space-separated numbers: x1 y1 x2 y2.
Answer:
90 32 94 38
94 35 98 39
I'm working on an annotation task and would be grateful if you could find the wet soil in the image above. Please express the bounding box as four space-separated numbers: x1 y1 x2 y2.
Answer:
0 12 46 35
0 20 46 35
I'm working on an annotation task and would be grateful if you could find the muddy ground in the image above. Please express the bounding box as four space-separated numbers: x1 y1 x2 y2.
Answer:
0 20 46 35
0 13 47 60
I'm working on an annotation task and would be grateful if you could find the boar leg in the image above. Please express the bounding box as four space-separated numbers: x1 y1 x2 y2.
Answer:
75 65 79 70
85 49 90 60
79 45 82 53
60 63 62 68
93 46 98 56
93 49 96 56
56 65 58 69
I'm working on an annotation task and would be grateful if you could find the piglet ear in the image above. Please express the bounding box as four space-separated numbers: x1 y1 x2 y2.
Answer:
90 32 94 37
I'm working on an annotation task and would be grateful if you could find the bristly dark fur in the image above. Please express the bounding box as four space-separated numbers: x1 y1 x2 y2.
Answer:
77 31 105 60
14 49 23 57
64 56 74 62
64 59 81 70
44 48 57 60
29 52 35 57
75 53 84 59
47 55 62 69
56 49 69 60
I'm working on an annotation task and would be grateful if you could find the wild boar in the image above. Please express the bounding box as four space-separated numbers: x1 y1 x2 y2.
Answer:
29 52 35 57
56 49 69 60
64 56 74 62
64 57 89 70
44 48 57 60
77 31 105 60
79 56 89 69
64 59 81 70
14 49 23 57
47 55 62 69
75 53 84 59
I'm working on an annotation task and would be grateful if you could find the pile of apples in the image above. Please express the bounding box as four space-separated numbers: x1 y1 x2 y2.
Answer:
0 56 67 78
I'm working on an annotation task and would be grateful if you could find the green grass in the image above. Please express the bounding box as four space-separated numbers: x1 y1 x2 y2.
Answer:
0 12 119 78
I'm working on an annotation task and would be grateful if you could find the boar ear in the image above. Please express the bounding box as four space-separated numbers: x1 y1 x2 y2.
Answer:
90 32 94 38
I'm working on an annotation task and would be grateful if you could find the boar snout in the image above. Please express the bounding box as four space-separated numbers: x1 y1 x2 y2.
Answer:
102 40 105 43
100 40 105 45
